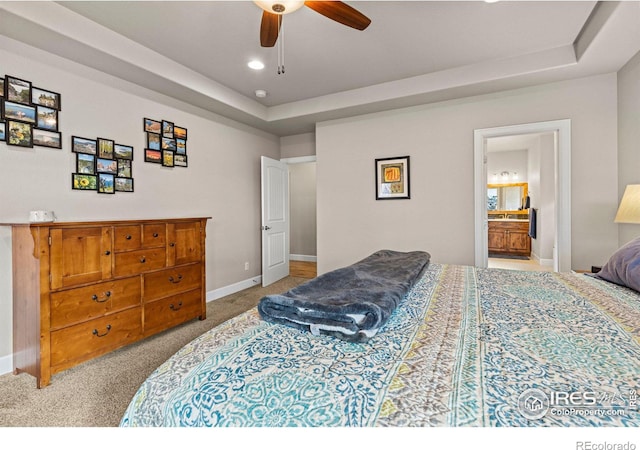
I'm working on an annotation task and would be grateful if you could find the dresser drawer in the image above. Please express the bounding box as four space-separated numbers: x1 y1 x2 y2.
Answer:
144 289 203 336
143 263 202 301
143 223 166 248
50 277 141 329
50 307 142 369
114 248 166 277
113 225 142 251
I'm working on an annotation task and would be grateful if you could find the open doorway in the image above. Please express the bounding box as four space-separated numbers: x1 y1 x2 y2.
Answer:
284 156 317 278
474 120 572 272
486 133 555 272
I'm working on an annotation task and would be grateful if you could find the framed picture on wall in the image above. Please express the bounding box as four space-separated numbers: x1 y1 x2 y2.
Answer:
6 120 33 147
145 149 162 163
114 143 134 160
117 159 132 178
162 120 174 138
174 154 188 167
0 121 5 141
3 101 36 124
174 126 187 140
33 128 62 149
98 173 115 194
32 87 61 110
98 138 115 159
4 75 31 104
72 173 97 191
0 78 4 98
72 136 97 154
36 105 58 131
76 153 96 174
147 132 160 150
375 155 410 200
162 149 175 167
115 177 134 192
144 117 161 134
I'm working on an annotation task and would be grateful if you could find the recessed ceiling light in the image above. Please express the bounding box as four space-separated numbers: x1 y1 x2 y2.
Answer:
255 89 267 98
248 60 265 70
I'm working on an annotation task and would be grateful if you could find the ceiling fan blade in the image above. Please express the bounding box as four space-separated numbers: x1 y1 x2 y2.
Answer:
304 1 371 31
260 11 281 47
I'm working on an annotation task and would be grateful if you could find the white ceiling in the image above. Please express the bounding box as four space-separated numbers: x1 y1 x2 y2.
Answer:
1 1 639 136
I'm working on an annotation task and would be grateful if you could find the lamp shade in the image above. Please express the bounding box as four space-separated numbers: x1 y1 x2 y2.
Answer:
614 185 640 223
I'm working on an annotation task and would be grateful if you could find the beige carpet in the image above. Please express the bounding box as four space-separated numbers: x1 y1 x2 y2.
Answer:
0 276 308 427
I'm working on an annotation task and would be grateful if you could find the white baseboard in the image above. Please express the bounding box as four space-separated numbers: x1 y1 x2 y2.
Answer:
0 354 12 377
290 254 317 262
532 252 554 267
206 275 262 302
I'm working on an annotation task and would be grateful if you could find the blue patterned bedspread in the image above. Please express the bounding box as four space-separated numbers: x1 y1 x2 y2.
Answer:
120 264 640 426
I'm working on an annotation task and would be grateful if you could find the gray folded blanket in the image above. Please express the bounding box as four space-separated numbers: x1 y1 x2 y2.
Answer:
257 249 430 342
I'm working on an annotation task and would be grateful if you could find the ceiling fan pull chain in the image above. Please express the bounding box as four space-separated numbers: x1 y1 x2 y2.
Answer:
278 20 285 75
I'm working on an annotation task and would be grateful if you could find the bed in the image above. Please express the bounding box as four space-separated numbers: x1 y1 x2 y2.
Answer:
120 253 640 427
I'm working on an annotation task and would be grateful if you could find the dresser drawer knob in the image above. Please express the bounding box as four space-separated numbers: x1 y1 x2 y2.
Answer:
153 233 159 238
91 291 111 303
169 242 176 247
92 324 112 337
140 257 146 263
168 274 183 284
104 250 111 256
126 235 132 240
170 301 183 311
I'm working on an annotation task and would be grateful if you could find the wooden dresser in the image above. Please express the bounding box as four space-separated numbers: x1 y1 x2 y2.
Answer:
488 220 531 257
6 217 209 388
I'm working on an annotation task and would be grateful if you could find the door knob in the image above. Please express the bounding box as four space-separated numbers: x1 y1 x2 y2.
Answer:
262 225 271 231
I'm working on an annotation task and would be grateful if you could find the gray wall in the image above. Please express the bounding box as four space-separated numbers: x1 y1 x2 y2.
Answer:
0 38 280 366
316 74 620 274
617 50 640 247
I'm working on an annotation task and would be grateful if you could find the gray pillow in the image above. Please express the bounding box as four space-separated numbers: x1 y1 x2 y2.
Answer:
595 237 640 292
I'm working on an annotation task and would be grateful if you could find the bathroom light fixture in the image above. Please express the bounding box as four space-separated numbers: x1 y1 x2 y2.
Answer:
255 89 268 98
248 60 265 70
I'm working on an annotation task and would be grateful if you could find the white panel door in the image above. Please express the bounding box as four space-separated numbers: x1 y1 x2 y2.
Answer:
261 156 290 286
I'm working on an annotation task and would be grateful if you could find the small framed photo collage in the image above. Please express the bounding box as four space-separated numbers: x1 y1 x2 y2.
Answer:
144 118 187 168
71 135 134 194
1 74 62 149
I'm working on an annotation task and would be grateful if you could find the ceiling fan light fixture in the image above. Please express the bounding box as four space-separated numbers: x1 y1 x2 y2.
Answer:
254 1 305 15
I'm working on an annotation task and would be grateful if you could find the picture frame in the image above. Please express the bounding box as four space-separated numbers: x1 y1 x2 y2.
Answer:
6 120 33 147
117 159 132 178
174 154 188 167
76 153 96 174
98 138 114 159
144 117 161 134
36 105 58 131
161 136 176 151
72 173 97 191
32 86 61 110
176 138 186 155
0 78 4 98
114 143 134 160
4 75 32 104
0 121 5 141
97 157 118 174
162 120 174 138
145 149 162 163
147 132 160 150
98 173 115 194
115 177 134 192
33 128 62 149
174 126 187 140
72 136 97 154
162 149 175 167
3 100 36 124
375 155 410 200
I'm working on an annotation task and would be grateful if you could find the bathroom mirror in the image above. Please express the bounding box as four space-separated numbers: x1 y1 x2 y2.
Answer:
487 182 528 212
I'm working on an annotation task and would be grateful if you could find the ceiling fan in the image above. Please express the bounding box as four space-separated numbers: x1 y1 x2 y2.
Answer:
255 1 372 47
